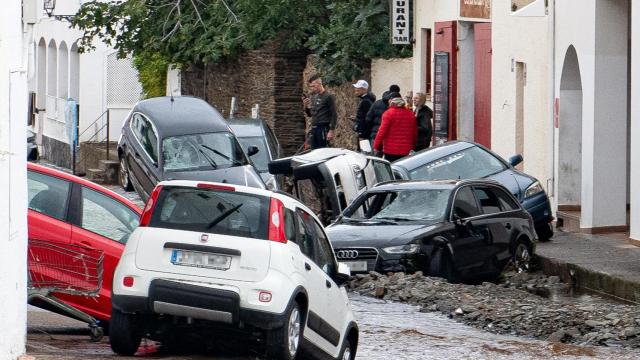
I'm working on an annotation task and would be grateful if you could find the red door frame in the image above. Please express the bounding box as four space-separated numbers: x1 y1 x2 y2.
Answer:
434 21 457 141
474 23 492 148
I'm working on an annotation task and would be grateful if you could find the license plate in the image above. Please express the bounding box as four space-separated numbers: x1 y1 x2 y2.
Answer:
341 261 367 272
171 250 231 270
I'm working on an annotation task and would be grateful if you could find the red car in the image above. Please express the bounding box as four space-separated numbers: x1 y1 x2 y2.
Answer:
27 162 142 323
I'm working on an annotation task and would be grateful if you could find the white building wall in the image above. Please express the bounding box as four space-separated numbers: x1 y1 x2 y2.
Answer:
0 0 28 357
458 22 475 142
491 0 552 194
631 0 640 240
370 58 413 99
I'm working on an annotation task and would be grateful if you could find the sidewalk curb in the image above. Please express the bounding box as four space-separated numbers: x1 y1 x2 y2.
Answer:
537 254 640 304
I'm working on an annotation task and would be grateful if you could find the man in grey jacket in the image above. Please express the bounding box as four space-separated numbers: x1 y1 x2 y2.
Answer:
303 74 337 149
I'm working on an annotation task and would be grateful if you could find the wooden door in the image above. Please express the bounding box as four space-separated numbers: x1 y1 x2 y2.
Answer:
474 23 492 148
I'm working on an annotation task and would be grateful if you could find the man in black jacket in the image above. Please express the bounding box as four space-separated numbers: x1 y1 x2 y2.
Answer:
351 80 375 141
365 84 399 146
303 74 337 149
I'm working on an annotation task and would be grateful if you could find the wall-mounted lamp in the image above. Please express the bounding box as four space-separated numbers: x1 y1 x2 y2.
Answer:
43 0 74 22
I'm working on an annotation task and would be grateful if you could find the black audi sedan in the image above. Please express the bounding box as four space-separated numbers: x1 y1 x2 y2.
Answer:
392 141 554 241
117 96 265 201
326 180 537 282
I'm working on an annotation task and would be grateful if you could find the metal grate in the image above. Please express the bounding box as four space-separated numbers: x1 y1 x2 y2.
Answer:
106 53 143 108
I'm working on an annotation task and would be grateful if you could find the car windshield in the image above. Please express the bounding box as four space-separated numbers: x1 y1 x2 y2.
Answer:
408 146 507 180
149 186 270 239
236 136 269 172
162 132 248 172
344 189 451 222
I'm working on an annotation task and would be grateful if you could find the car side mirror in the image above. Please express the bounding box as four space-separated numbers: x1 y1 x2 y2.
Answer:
334 262 351 286
509 154 523 167
247 145 259 157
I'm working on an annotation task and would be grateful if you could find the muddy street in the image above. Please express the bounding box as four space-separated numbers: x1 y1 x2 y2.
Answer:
28 294 640 360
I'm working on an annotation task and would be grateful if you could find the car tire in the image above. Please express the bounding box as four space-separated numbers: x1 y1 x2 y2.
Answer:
536 223 554 242
428 247 455 282
266 301 303 360
513 239 532 273
109 308 142 356
119 156 134 192
337 338 355 360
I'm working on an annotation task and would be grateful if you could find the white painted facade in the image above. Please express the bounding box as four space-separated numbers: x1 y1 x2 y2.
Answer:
0 0 29 358
491 0 553 197
29 0 142 152
370 58 413 99
631 0 640 240
554 0 631 233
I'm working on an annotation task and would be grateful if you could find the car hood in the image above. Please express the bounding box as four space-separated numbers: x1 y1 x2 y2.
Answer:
487 170 536 202
326 221 440 248
164 165 266 189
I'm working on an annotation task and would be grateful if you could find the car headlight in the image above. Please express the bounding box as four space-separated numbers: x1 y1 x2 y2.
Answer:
383 244 420 254
524 181 544 198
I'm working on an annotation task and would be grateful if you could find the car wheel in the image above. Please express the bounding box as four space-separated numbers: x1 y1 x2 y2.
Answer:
428 247 455 282
109 308 142 356
266 302 303 360
119 156 134 192
338 338 355 360
513 240 532 273
536 223 554 242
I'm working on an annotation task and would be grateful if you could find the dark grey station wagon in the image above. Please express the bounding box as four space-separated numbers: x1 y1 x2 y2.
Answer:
117 96 265 201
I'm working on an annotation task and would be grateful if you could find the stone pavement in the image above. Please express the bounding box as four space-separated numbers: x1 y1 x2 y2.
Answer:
536 231 640 303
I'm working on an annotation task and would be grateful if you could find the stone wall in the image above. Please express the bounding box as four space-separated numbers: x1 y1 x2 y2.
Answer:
181 46 370 155
181 42 308 156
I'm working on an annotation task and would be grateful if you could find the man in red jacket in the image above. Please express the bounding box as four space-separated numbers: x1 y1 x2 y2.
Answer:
373 92 417 162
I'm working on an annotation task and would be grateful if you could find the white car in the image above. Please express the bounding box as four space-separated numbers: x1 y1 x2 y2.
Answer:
110 180 358 360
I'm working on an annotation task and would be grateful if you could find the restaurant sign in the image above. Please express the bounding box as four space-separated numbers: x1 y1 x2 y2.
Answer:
391 0 410 44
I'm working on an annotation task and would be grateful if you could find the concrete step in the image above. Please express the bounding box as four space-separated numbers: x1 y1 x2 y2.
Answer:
99 160 120 185
556 210 581 232
86 168 106 184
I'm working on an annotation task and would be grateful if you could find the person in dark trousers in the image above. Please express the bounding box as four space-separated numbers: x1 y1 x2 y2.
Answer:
302 74 337 149
413 92 433 151
373 93 417 162
365 84 400 147
351 79 375 141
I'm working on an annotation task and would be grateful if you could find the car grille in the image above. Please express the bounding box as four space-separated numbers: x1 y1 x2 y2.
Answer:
334 247 378 271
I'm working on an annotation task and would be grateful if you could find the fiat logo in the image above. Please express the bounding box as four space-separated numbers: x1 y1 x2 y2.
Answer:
336 250 359 260
200 234 209 243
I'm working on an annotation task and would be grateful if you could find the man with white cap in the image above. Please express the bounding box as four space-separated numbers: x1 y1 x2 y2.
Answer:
351 79 375 142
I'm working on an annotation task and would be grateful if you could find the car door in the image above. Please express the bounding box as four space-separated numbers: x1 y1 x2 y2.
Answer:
128 113 160 199
294 208 338 355
307 217 346 356
27 169 73 286
490 185 523 264
449 186 492 274
63 184 141 321
471 186 511 272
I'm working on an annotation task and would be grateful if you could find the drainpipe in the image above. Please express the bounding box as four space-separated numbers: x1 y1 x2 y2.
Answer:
548 0 557 207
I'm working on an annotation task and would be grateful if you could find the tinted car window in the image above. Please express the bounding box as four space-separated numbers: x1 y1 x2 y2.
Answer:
28 170 70 221
149 186 269 239
494 187 520 211
345 189 451 222
309 220 336 276
131 114 145 140
473 187 502 215
264 125 279 157
142 122 159 163
80 187 140 243
237 136 269 171
453 187 481 219
295 209 316 259
162 132 248 172
409 146 507 181
372 160 394 183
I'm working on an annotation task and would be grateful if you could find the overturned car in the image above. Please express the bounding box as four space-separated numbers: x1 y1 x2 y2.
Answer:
269 148 394 224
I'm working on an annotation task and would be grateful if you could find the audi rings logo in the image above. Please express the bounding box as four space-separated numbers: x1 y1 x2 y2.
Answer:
336 250 359 259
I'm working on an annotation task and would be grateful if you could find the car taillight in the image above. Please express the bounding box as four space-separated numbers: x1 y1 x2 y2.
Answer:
197 183 235 192
268 198 287 243
139 185 163 227
123 276 134 287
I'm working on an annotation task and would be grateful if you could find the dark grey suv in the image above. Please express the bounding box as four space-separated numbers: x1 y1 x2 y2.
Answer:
117 96 265 201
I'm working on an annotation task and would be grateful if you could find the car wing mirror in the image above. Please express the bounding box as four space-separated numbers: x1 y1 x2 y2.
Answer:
509 154 523 167
334 262 351 286
247 145 259 157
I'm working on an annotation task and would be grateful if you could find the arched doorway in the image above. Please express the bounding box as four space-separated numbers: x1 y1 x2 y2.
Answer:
557 45 582 225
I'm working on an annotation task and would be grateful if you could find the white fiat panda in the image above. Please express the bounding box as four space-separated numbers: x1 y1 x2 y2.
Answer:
110 180 358 360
